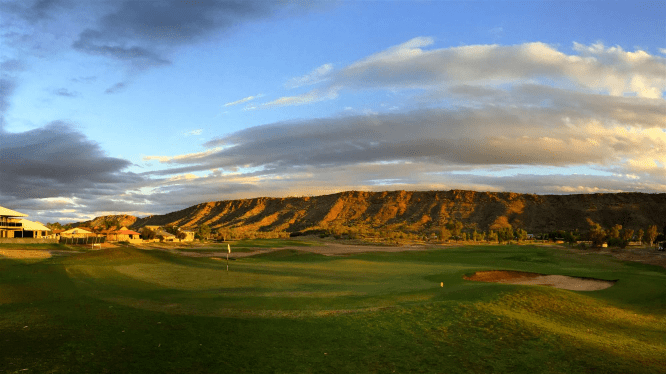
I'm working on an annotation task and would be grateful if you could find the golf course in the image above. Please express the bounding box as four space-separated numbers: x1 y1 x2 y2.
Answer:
1 241 664 373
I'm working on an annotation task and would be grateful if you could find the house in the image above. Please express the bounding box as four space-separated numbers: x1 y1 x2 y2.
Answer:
17 219 51 238
59 227 95 238
0 205 28 238
111 227 142 243
155 230 176 242
180 230 195 242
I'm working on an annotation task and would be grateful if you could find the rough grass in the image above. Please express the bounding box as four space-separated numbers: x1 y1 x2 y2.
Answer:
0 244 664 373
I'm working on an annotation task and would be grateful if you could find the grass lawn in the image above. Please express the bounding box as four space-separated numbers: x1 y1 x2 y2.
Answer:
152 238 319 254
0 244 664 373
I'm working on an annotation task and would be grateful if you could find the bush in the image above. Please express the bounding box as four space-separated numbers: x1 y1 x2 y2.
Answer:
607 238 628 249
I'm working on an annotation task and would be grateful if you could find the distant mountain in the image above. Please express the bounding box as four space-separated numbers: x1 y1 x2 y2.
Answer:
107 190 666 235
71 214 138 230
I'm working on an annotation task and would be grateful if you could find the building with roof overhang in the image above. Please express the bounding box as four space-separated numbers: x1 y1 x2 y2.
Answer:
0 205 29 238
0 206 52 239
17 219 51 238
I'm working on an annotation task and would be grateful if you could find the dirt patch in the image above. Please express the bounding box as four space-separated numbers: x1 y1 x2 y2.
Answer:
464 270 615 291
0 249 52 259
545 244 666 269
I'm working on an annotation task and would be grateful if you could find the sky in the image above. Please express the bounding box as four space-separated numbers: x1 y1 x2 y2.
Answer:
1 0 665 224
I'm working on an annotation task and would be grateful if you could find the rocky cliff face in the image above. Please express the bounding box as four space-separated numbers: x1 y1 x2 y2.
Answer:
118 190 666 234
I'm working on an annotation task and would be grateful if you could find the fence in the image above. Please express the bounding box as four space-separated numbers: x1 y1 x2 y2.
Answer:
59 236 106 245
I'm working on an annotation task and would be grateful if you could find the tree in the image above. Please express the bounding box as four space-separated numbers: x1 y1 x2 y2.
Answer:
621 228 634 242
497 227 514 243
446 220 463 240
637 229 644 245
197 224 211 241
608 224 622 240
177 232 187 240
647 225 658 248
46 222 63 230
141 227 156 240
164 225 179 235
563 231 578 246
515 228 528 242
588 222 606 248
439 227 451 241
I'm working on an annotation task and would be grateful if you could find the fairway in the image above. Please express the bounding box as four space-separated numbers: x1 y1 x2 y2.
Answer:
1 244 665 373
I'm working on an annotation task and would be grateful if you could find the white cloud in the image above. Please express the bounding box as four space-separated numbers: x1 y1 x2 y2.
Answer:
143 147 225 164
167 173 199 182
286 63 333 88
260 38 666 108
223 94 263 107
261 86 340 107
184 129 202 136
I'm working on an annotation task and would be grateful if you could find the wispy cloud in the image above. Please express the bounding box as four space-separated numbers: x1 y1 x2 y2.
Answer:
489 26 503 40
71 76 97 83
261 87 340 108
184 129 203 136
0 58 25 72
286 63 333 88
223 94 263 107
53 88 79 97
104 82 126 94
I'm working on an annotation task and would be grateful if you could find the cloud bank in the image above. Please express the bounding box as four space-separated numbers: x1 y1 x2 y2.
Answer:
143 38 665 207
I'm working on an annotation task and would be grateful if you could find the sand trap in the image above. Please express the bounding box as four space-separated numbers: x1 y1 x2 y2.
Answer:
464 270 615 291
0 249 52 259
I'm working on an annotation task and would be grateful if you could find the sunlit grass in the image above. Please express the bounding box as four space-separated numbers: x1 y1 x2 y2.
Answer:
1 244 664 373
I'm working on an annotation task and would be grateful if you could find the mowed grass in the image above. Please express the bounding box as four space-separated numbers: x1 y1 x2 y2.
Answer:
161 238 319 253
0 243 664 373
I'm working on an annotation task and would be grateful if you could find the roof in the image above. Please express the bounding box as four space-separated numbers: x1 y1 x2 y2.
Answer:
116 230 141 235
61 227 93 235
19 219 51 231
0 206 28 217
156 230 176 237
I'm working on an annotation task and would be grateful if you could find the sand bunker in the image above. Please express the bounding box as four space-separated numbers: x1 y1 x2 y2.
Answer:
464 270 615 291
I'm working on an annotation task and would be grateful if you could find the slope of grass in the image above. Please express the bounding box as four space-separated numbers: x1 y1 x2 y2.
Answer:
0 244 664 373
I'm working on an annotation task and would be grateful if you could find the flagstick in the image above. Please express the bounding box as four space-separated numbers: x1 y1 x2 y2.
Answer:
227 243 230 272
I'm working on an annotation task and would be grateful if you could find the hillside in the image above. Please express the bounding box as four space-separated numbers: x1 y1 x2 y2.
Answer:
72 214 138 230
113 190 666 235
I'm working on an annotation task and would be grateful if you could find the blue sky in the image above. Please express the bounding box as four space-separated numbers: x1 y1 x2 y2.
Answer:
1 0 665 224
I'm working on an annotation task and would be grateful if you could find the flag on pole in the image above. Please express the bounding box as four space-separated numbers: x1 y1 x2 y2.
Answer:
226 243 230 272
